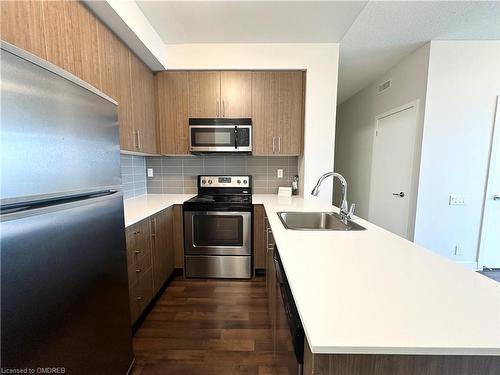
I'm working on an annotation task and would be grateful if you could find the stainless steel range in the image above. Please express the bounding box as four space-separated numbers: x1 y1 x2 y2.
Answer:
183 175 252 279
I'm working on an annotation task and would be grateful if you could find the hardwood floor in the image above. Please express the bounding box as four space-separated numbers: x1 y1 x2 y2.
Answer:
132 276 286 375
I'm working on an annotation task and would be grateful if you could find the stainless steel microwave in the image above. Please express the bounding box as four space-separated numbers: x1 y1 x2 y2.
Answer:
189 118 252 154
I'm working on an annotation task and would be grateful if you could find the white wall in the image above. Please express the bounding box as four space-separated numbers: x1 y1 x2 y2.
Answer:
414 41 500 268
334 44 431 224
164 44 340 202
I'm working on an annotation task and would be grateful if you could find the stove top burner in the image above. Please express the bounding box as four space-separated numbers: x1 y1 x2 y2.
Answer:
183 175 252 212
186 194 252 204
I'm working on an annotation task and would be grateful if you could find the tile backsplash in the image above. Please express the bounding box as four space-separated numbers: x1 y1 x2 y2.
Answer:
120 154 147 199
145 155 299 194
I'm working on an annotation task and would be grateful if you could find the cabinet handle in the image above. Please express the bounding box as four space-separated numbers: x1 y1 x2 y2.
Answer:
151 217 157 237
278 137 281 153
134 130 142 150
272 137 275 153
222 100 226 117
135 269 141 273
134 250 141 255
216 100 220 117
136 296 143 301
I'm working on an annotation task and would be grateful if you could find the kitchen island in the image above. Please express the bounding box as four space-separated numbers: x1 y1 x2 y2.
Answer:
253 194 500 374
124 194 500 374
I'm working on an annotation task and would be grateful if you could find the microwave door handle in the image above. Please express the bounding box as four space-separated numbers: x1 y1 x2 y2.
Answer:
234 126 238 149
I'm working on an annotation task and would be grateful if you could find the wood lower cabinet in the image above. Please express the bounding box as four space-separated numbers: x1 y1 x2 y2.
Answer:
155 72 190 155
252 71 305 156
303 344 500 375
253 205 266 271
125 207 175 324
150 207 175 293
172 205 185 269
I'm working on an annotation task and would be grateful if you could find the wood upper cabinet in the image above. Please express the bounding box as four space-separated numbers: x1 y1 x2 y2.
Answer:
188 71 221 118
252 71 279 155
42 1 101 90
252 71 305 156
220 71 252 118
188 71 252 119
277 71 304 155
130 53 156 154
96 23 135 151
1 0 47 59
2 1 100 89
156 72 190 155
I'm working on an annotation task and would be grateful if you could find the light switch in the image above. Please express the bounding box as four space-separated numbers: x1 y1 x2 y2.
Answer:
277 169 283 178
147 168 154 178
449 195 466 205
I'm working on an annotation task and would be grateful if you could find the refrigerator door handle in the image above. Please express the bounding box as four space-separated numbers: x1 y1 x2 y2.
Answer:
1 189 119 215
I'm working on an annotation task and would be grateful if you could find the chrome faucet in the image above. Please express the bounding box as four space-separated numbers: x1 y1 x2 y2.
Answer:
311 172 355 223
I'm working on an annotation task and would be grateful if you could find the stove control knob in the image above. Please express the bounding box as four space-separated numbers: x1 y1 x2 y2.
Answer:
243 179 248 185
201 179 206 185
208 179 212 184
237 179 241 184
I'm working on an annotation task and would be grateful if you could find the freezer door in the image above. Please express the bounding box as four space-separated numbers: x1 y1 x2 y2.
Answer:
1 192 134 374
0 44 120 203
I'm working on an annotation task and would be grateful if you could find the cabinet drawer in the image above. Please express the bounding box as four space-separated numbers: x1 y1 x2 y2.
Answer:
127 251 152 288
128 267 154 324
126 220 151 268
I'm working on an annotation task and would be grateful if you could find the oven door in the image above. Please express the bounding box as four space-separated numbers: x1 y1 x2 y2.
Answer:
184 211 251 255
189 125 252 153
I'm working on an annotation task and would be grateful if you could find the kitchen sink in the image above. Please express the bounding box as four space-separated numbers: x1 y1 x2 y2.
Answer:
277 211 366 231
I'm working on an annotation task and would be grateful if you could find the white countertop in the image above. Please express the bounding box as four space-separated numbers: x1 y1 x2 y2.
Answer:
124 194 500 356
253 195 500 356
123 194 194 227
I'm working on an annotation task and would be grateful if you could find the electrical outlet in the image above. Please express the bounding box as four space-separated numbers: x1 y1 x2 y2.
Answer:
277 169 283 178
449 195 466 205
147 168 154 178
454 245 463 256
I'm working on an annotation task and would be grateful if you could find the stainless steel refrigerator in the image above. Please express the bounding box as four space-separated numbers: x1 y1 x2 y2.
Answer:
0 42 134 374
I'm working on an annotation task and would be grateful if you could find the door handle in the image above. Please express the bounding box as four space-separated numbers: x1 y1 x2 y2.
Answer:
493 194 500 201
392 192 405 198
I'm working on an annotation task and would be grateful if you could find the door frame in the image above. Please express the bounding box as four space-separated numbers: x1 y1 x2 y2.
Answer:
369 99 421 240
477 95 500 269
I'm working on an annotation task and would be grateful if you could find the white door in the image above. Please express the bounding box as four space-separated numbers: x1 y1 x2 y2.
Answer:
369 102 419 239
479 96 500 268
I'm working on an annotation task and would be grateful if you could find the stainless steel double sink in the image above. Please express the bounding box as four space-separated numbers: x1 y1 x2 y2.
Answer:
277 211 366 231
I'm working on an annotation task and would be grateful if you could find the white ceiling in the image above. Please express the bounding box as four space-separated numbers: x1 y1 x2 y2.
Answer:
338 1 500 103
136 1 500 103
136 1 368 43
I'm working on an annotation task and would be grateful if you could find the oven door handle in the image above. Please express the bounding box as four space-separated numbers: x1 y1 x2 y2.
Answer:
234 126 238 149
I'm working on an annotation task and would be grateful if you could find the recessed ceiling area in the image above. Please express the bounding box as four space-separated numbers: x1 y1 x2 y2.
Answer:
136 1 368 43
338 1 500 103
136 0 500 104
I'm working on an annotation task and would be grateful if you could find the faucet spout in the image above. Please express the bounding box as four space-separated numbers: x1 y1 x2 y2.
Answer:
311 172 353 222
